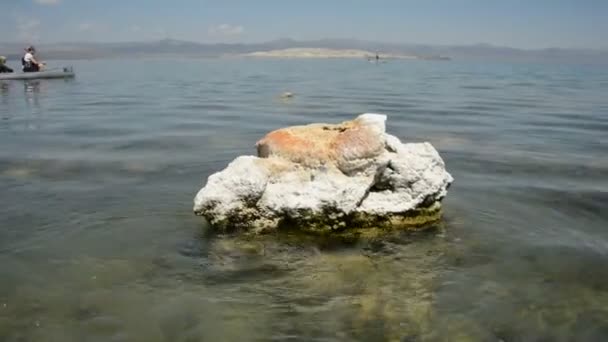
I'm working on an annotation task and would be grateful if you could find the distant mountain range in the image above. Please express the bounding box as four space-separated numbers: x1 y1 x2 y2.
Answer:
1 38 606 64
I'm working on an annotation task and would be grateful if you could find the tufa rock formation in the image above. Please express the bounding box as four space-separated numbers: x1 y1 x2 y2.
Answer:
194 113 453 235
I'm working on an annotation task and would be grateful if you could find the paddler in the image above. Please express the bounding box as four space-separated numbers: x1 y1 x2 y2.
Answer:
0 56 13 73
22 46 44 72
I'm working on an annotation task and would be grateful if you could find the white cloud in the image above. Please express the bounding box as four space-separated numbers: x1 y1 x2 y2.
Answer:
34 0 61 5
208 24 244 37
15 16 41 42
78 22 94 31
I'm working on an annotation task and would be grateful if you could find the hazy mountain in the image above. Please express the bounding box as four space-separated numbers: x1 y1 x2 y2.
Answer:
0 38 606 64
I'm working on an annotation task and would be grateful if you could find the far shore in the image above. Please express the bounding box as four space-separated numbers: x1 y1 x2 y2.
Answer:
242 48 450 60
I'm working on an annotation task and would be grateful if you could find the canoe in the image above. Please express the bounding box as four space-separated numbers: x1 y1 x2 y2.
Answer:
0 68 75 81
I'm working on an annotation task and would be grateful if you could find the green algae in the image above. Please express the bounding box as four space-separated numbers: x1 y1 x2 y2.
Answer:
203 201 445 238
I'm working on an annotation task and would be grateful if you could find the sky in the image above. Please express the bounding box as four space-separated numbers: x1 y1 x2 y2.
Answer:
1 0 607 49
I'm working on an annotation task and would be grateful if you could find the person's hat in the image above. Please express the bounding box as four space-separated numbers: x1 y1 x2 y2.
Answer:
0 56 6 64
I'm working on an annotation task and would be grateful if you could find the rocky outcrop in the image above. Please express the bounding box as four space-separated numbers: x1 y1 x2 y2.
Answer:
193 114 453 235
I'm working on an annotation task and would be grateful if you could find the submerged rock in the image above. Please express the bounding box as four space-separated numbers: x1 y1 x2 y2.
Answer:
193 113 453 234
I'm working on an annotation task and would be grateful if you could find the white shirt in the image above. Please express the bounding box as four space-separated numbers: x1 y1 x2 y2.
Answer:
24 52 34 63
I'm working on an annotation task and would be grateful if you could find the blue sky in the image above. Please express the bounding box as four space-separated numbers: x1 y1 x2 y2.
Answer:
1 0 607 49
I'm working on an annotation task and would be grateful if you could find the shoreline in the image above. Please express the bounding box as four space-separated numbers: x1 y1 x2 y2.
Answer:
242 48 450 60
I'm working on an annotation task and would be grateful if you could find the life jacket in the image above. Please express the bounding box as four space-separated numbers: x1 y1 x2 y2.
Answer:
22 56 38 72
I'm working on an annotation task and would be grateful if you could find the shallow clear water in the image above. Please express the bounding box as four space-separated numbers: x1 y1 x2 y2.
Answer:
1 58 607 341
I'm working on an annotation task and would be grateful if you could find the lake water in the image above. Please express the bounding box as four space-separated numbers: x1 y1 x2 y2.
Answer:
1 58 607 341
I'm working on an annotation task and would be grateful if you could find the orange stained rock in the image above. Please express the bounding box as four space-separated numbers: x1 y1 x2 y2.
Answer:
256 118 384 167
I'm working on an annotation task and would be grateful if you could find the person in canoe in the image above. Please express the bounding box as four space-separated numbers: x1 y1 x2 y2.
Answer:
0 56 14 73
22 46 44 72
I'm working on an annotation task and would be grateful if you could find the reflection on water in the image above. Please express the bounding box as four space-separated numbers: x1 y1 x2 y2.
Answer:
1 80 49 132
0 59 607 341
0 83 9 115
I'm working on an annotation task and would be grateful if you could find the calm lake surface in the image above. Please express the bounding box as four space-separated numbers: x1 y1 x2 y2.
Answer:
1 58 607 341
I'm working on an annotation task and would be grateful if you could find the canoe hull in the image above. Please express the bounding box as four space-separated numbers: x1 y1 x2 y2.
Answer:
0 70 75 81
